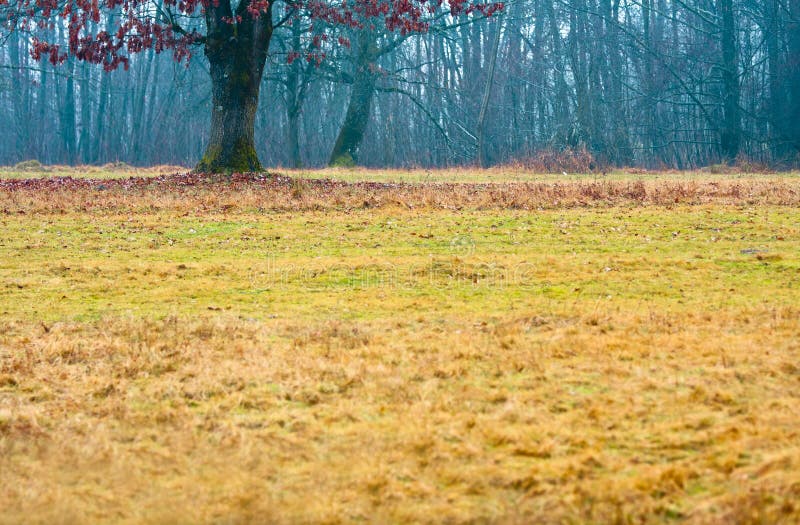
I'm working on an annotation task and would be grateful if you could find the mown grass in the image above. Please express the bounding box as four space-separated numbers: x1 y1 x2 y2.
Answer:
1 173 799 523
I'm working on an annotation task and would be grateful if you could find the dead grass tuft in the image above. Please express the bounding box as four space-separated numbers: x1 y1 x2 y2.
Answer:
508 146 605 173
1 173 799 214
1 306 798 523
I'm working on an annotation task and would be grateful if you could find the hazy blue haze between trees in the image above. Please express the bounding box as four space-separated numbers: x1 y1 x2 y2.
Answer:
1 0 798 170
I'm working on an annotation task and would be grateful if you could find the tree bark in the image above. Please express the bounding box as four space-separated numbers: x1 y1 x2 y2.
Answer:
94 67 110 162
718 0 740 161
79 63 92 163
283 26 308 169
787 0 800 153
9 32 29 159
545 0 570 145
195 1 272 173
603 0 631 165
763 0 784 160
329 32 378 167
286 106 302 168
60 59 77 164
476 13 503 168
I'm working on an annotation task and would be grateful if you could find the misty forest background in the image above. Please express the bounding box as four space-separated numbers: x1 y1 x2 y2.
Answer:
1 0 799 170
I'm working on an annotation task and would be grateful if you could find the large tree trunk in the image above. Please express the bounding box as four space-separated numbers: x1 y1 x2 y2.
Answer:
329 32 377 167
195 59 263 172
195 2 272 173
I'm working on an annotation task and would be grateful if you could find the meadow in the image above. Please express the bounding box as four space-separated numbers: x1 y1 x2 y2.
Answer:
1 169 799 523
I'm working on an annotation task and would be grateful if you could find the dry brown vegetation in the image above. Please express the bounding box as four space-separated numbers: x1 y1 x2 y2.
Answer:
5 162 187 177
1 172 799 523
1 172 799 215
2 310 799 524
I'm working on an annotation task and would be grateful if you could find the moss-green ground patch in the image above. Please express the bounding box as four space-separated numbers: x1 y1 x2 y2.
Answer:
2 207 797 322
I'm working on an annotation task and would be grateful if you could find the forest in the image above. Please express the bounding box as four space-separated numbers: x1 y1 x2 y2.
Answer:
1 0 799 170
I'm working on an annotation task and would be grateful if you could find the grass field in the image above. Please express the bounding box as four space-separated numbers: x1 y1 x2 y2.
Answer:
1 169 799 523
2 161 798 182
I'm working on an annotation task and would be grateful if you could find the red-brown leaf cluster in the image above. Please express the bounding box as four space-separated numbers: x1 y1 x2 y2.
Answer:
6 0 503 69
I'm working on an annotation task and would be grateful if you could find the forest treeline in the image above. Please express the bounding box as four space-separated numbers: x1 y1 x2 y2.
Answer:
1 0 798 170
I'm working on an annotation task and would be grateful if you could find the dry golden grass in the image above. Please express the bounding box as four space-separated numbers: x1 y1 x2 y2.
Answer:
1 172 799 523
1 172 799 215
0 162 188 179
2 310 799 524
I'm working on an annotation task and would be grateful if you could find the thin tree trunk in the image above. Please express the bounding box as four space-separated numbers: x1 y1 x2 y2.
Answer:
9 32 28 159
329 31 378 167
764 0 783 159
787 0 800 153
94 68 110 162
546 0 570 143
718 0 740 161
476 13 503 168
132 49 154 160
79 64 92 163
60 59 77 163
284 27 307 168
37 62 49 160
